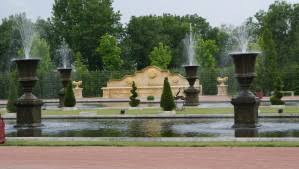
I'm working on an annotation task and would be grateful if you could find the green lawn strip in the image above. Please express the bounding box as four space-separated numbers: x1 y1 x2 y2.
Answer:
259 106 299 114
2 106 296 116
42 110 82 115
2 140 299 147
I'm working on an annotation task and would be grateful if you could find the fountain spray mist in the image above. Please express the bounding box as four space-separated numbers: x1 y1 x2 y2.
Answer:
58 40 71 68
16 14 36 59
183 24 197 66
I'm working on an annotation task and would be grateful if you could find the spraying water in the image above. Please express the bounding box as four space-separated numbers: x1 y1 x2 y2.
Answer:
58 40 71 68
235 25 250 53
183 23 197 65
229 22 256 53
16 14 36 59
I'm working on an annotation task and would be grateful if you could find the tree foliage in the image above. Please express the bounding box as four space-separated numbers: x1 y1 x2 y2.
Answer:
96 34 123 71
252 1 299 95
123 14 226 70
196 38 219 95
52 0 122 70
149 42 172 69
6 71 18 113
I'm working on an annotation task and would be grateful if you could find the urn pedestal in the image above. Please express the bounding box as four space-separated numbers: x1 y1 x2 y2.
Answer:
230 52 260 128
14 59 43 128
183 65 200 106
57 68 72 107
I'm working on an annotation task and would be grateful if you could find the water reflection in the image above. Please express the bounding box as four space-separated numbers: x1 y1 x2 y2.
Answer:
15 128 42 137
234 128 258 137
5 118 299 138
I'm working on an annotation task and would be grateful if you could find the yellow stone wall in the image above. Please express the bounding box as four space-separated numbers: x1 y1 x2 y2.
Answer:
102 66 202 99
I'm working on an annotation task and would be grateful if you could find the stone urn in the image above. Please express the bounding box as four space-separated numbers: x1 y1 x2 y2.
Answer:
57 68 72 107
230 52 260 128
14 58 43 127
183 65 200 106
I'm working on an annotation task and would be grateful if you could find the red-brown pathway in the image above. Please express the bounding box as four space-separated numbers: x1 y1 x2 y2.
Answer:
0 147 299 169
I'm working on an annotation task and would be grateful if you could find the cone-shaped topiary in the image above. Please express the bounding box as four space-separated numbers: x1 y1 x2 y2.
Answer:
6 72 18 113
129 81 140 107
270 77 285 105
64 81 76 107
160 77 176 111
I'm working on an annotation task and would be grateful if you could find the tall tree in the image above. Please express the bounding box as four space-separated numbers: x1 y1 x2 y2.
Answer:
0 15 22 72
96 34 123 71
257 27 280 95
123 14 221 70
52 0 122 70
196 38 219 95
149 42 172 69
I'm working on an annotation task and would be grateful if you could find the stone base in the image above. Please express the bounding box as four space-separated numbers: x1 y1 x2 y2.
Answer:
231 96 260 128
217 85 228 96
184 87 200 106
58 88 65 108
15 99 43 128
74 88 83 99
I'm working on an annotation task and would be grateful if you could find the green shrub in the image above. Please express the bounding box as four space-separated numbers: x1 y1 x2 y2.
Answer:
64 81 76 107
270 95 284 105
147 96 155 101
129 81 140 107
270 77 285 105
6 72 18 113
160 77 175 111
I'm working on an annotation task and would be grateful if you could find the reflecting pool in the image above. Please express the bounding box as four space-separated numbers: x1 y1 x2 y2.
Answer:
5 118 299 138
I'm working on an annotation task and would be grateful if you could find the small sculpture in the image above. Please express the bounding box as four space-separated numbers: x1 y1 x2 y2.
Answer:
217 76 228 96
217 77 228 86
73 81 82 89
72 81 83 98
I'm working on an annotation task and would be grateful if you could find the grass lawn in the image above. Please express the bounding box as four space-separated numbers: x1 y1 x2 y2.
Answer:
42 106 299 116
1 106 298 116
1 140 299 147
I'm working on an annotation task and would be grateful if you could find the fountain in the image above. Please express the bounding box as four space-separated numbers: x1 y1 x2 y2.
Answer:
14 15 43 127
14 59 43 127
57 41 72 107
229 22 261 128
230 52 260 128
183 24 200 106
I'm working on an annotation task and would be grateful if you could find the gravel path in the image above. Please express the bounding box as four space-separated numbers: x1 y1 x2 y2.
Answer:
0 147 298 169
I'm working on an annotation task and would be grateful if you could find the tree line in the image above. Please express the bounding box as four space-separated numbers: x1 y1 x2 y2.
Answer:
0 0 299 96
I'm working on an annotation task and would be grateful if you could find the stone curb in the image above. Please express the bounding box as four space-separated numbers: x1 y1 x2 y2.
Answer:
3 114 299 120
6 137 299 142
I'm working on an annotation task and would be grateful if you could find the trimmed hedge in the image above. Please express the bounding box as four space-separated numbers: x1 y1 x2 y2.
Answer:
160 77 175 111
129 81 140 107
64 81 76 107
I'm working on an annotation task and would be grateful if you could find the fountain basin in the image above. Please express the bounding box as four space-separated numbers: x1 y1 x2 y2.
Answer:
5 118 299 138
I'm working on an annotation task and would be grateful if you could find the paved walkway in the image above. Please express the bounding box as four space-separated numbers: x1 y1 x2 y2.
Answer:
0 147 299 169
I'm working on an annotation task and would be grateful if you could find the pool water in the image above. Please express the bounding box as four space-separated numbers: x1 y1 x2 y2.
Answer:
5 118 299 138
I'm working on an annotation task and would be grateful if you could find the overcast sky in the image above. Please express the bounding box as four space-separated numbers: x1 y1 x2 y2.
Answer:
0 0 298 26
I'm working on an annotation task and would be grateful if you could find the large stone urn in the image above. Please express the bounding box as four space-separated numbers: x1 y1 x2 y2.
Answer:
14 58 43 127
57 68 72 107
183 65 200 106
230 52 260 128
